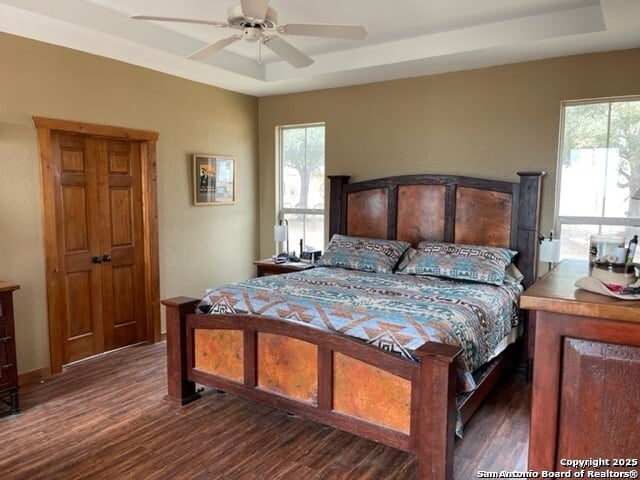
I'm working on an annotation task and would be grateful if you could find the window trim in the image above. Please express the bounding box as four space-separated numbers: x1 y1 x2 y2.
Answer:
276 122 326 249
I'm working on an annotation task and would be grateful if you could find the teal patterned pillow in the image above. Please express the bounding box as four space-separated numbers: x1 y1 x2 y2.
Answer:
398 241 517 285
316 234 411 274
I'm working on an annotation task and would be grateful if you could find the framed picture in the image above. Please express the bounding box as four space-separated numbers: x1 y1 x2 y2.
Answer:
193 154 236 205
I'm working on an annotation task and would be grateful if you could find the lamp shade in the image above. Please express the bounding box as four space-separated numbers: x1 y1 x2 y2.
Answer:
273 224 287 242
539 239 561 263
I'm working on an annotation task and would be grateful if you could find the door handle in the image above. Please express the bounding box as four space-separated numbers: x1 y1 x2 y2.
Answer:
102 255 112 263
92 256 102 264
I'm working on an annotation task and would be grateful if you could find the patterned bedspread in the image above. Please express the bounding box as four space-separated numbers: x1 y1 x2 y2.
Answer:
200 266 522 393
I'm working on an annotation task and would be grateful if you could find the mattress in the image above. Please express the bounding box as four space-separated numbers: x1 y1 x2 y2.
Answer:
199 266 523 393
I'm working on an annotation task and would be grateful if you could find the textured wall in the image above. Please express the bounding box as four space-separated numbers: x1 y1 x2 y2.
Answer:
0 33 258 375
3 28 639 377
258 48 640 258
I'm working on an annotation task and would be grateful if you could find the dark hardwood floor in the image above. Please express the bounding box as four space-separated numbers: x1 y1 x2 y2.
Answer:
0 342 530 479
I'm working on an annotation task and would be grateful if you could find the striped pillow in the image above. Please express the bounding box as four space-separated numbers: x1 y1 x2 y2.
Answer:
316 234 411 274
398 241 517 285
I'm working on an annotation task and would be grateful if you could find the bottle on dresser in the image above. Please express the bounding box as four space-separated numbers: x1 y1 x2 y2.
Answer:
625 234 638 264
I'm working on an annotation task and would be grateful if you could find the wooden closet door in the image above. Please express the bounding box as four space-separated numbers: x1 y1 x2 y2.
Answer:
98 139 146 351
52 133 104 363
51 133 146 364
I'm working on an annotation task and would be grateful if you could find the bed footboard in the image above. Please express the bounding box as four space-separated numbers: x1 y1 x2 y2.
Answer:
162 297 462 480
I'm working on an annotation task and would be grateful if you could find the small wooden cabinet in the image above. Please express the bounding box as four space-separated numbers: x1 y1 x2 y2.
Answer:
0 281 20 414
254 258 315 277
521 260 640 473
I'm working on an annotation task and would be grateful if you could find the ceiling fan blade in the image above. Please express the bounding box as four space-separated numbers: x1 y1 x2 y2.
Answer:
263 36 313 68
188 36 241 60
279 23 367 40
240 0 269 21
131 15 228 28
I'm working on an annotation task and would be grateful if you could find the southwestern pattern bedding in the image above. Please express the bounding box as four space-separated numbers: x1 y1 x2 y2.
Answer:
198 266 522 394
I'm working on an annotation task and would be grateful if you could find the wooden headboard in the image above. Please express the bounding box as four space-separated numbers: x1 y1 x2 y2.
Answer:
328 172 544 288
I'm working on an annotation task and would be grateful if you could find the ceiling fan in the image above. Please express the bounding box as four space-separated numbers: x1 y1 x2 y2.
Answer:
131 0 367 68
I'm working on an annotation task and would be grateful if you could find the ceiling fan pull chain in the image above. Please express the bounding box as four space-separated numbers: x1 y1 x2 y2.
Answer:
259 39 263 66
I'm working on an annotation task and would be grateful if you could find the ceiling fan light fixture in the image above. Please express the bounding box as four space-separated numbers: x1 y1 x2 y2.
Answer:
243 26 262 42
227 4 277 29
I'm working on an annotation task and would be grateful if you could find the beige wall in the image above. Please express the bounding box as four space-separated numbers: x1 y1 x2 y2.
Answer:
3 29 639 377
0 33 258 375
258 48 640 257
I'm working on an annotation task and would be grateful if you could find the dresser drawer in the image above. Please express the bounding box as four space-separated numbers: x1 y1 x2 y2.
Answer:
0 297 7 361
0 336 8 383
0 297 13 385
0 283 20 414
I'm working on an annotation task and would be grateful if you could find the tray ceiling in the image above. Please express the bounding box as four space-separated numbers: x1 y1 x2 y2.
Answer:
1 0 639 96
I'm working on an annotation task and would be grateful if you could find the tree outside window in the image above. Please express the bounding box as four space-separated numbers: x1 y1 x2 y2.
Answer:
279 124 325 255
557 98 640 261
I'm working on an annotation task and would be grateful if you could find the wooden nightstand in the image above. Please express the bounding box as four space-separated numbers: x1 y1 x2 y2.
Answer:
521 259 640 474
254 258 315 277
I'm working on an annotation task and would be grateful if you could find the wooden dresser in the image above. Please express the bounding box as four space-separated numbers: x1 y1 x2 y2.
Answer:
521 260 639 473
0 281 20 414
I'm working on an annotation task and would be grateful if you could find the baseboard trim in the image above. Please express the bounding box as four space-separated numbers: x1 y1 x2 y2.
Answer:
18 337 167 386
19 366 52 387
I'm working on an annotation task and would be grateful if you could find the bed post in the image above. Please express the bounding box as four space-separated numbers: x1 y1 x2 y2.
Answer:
516 171 544 288
162 296 200 405
414 342 463 480
328 175 350 238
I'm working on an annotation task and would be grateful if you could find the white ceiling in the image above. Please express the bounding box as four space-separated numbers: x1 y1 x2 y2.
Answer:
1 0 640 97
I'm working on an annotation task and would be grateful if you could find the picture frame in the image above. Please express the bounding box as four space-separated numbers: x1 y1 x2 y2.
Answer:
193 154 236 205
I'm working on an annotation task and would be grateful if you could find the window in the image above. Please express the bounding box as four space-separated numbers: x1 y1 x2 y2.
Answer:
556 98 640 262
278 123 325 256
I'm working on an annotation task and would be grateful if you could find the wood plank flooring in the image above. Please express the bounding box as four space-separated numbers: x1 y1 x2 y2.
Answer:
0 342 530 479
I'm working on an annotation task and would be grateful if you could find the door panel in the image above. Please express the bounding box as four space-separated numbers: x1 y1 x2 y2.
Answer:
110 188 133 245
54 134 104 363
100 140 146 351
65 272 92 339
61 186 89 251
110 265 137 347
51 133 146 363
556 338 640 464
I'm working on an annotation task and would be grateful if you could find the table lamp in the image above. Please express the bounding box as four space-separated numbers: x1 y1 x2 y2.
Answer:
273 219 288 260
539 235 561 272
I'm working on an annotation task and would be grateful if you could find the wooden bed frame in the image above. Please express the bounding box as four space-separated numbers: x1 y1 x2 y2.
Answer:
162 171 543 480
